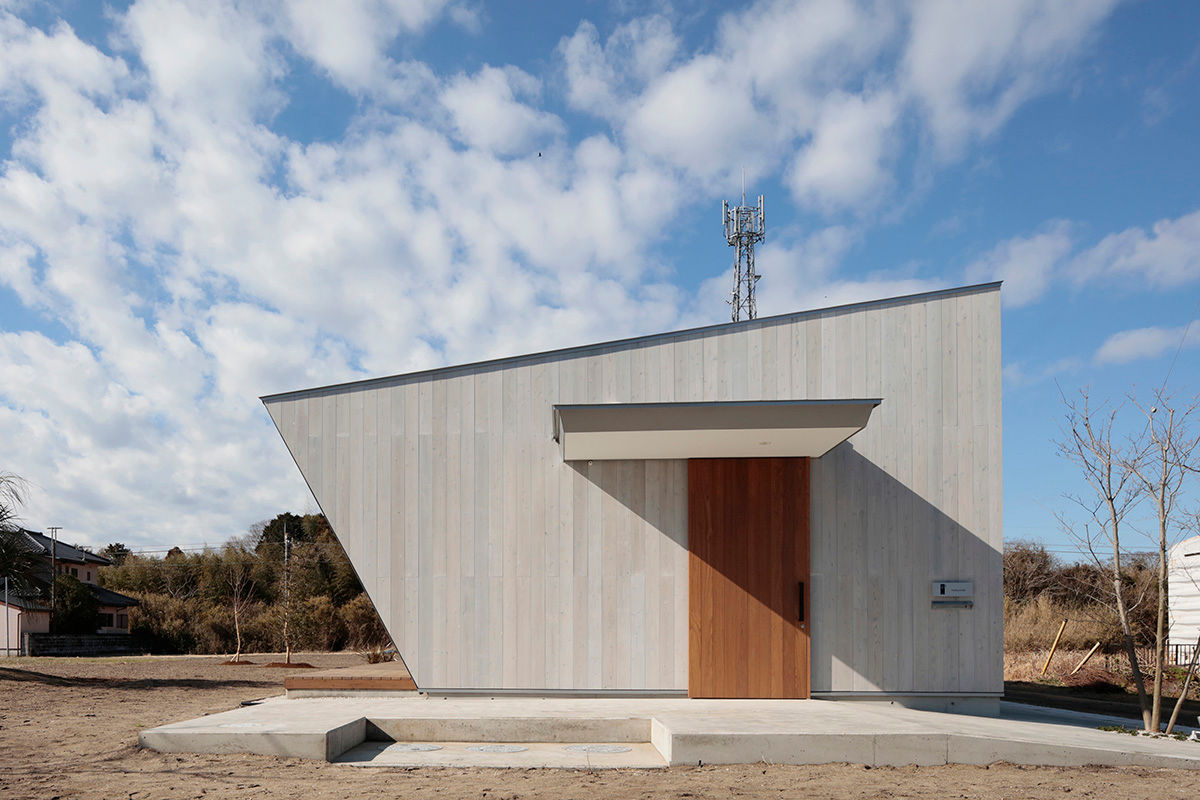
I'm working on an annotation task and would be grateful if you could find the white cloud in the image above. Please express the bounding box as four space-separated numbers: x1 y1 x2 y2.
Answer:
565 0 1118 212
120 0 283 122
788 91 898 210
441 66 564 156
1071 208 1200 288
1094 324 1200 365
559 16 678 120
903 0 1119 157
280 0 454 93
964 222 1074 307
625 55 765 181
1002 356 1082 387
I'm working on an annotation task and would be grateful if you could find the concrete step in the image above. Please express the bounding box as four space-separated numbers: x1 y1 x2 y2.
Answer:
336 740 666 768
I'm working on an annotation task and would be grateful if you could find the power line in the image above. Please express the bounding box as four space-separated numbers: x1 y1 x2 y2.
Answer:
1159 290 1200 394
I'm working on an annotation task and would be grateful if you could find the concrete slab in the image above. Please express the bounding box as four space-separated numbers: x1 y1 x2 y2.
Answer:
138 695 1200 769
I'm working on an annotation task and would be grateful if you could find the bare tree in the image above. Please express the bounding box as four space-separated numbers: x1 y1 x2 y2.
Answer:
221 544 258 663
1125 390 1200 731
1003 540 1058 603
1056 389 1152 729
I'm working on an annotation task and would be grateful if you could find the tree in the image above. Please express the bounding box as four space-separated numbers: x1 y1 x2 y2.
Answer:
52 575 100 634
0 474 44 598
0 472 28 533
0 531 46 597
1057 389 1152 729
255 513 305 554
101 542 132 566
218 544 258 662
1003 540 1057 603
1125 390 1200 732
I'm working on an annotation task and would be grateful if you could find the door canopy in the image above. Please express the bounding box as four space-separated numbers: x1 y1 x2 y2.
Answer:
553 399 880 461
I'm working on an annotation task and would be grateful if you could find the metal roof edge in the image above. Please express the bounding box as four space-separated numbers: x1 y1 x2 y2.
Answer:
261 281 1001 404
553 398 883 411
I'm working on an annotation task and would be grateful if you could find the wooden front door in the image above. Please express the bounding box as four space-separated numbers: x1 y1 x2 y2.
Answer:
687 457 810 698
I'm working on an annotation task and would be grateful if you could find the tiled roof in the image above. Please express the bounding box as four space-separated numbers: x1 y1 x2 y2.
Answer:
10 529 111 566
89 584 139 608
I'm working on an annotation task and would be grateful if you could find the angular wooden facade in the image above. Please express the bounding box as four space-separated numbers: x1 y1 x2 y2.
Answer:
263 282 1003 697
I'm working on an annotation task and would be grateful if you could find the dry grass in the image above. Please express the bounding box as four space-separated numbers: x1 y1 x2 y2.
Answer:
1004 595 1122 652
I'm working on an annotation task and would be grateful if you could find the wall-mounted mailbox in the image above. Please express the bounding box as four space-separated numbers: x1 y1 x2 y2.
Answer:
932 580 973 608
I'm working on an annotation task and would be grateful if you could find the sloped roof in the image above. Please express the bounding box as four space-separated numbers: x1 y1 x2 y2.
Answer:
90 584 139 608
11 529 111 566
0 593 50 612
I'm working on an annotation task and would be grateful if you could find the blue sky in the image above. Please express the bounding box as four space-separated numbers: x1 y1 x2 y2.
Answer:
0 0 1197 556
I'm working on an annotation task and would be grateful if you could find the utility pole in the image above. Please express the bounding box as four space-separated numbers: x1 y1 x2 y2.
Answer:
47 526 61 628
4 576 9 657
283 522 291 665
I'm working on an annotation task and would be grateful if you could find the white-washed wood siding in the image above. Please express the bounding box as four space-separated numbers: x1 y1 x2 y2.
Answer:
264 284 1002 693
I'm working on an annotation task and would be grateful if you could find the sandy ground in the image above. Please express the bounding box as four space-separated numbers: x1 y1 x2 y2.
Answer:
4 655 1200 799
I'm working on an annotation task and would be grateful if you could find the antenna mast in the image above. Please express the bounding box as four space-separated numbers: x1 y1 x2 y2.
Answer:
723 172 765 321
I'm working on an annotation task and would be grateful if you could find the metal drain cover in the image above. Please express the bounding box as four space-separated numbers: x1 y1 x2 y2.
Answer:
467 744 528 753
386 743 443 752
565 744 633 754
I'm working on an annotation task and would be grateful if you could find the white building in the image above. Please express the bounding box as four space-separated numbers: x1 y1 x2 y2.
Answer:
1169 535 1200 659
263 282 1003 706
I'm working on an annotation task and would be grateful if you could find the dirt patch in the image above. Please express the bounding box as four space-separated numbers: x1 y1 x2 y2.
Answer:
4 654 1200 799
261 661 316 668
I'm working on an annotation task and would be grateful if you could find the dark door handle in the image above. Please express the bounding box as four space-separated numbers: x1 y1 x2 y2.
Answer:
798 581 805 623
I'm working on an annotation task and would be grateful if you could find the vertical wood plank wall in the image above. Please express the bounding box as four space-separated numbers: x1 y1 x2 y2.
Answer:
264 284 1002 694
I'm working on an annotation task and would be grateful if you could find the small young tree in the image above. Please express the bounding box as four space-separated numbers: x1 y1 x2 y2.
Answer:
1125 390 1200 732
220 544 258 663
1057 389 1152 729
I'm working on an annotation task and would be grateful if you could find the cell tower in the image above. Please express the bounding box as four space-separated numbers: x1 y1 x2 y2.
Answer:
723 172 765 322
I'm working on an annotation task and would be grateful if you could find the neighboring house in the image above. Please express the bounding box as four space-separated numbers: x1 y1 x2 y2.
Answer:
1 593 49 655
1169 535 1200 663
0 529 139 650
263 282 1003 709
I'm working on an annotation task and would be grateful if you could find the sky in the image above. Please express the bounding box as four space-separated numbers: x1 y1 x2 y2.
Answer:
0 0 1197 557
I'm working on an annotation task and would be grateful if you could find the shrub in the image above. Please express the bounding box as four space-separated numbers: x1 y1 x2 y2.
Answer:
341 593 391 650
51 575 100 634
291 595 346 651
130 593 196 653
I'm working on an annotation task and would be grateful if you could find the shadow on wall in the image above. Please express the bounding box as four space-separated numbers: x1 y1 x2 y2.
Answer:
565 459 688 554
569 445 1001 694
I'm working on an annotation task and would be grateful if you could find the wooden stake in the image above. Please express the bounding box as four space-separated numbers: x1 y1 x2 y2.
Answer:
1070 641 1102 676
1042 619 1068 676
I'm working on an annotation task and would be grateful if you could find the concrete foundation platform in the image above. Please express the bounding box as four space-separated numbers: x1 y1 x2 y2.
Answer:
139 696 1200 769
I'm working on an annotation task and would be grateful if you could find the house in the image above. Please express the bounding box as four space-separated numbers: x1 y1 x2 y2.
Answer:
1169 535 1200 663
262 282 1002 708
1 592 49 656
0 529 139 654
